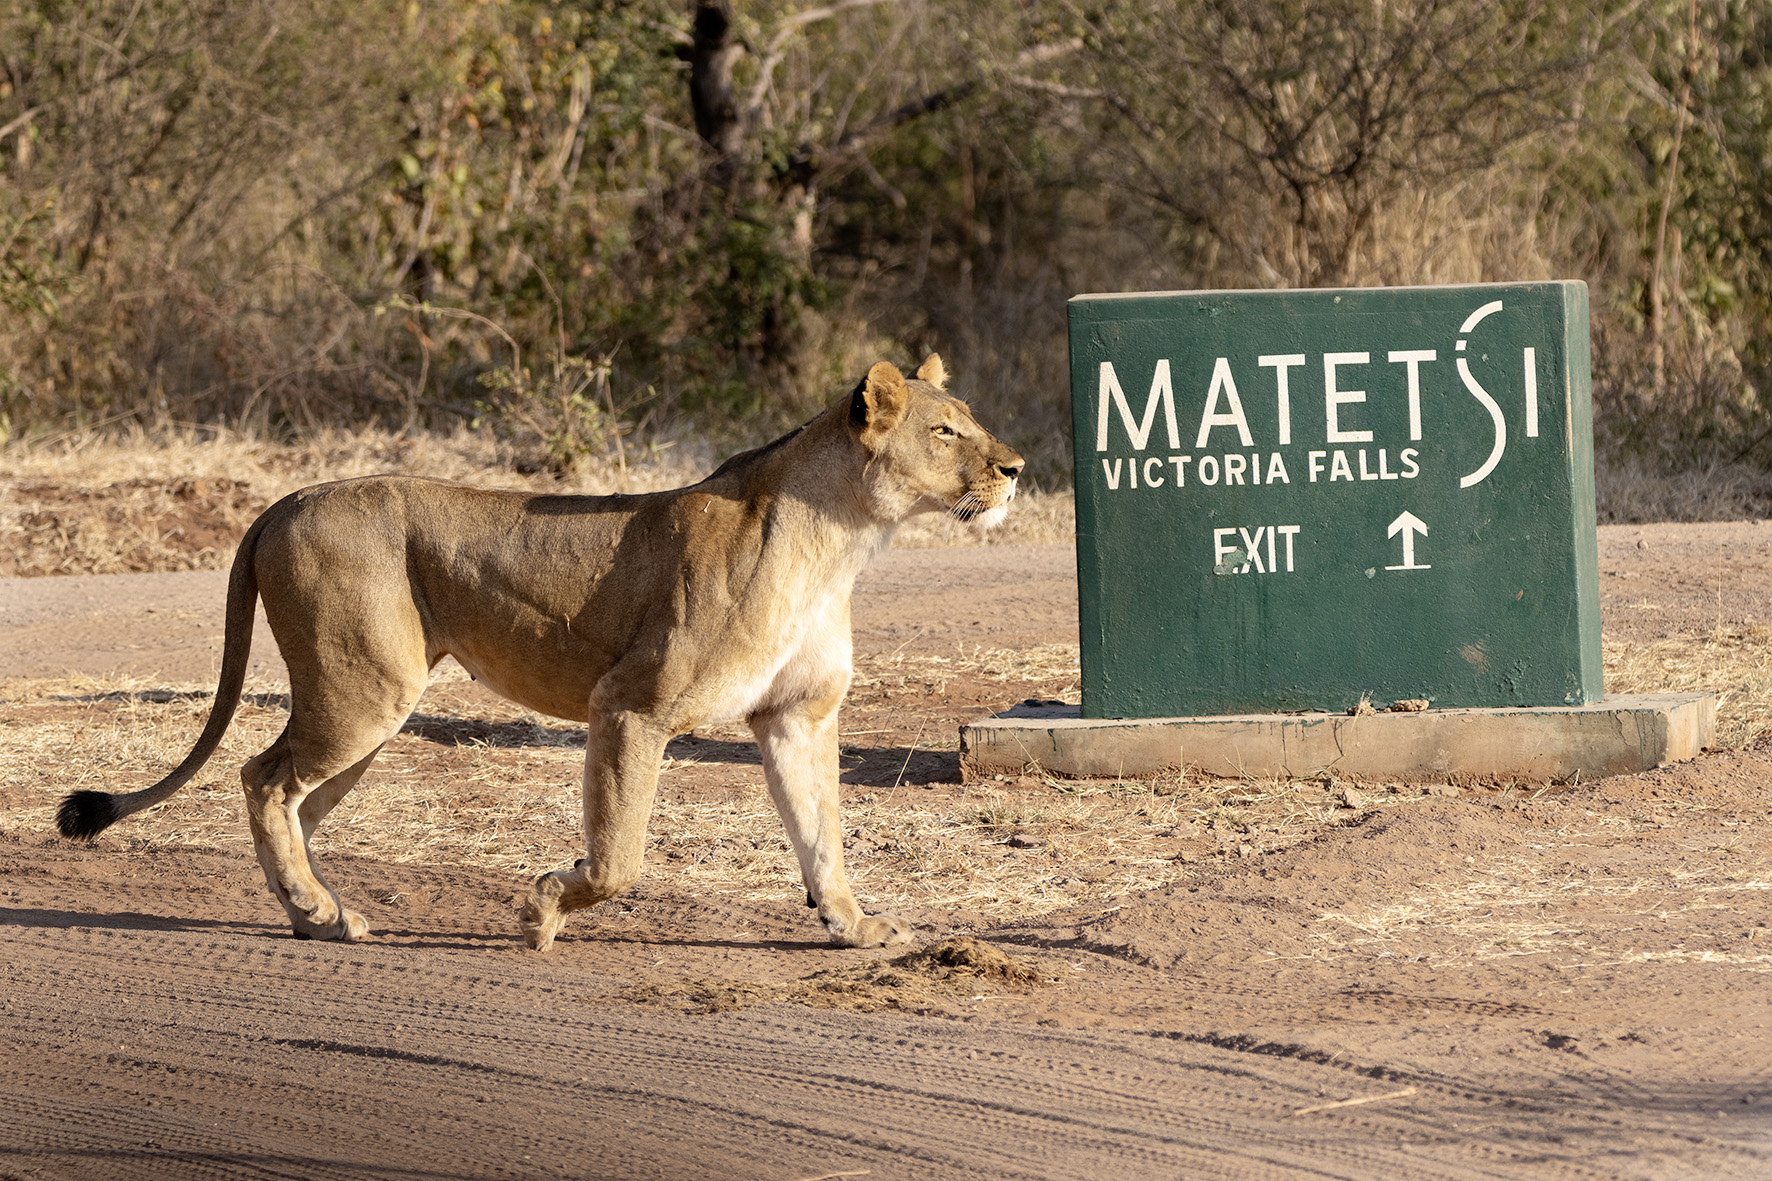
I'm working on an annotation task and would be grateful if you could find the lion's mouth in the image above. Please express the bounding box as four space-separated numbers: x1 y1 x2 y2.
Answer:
948 484 1012 522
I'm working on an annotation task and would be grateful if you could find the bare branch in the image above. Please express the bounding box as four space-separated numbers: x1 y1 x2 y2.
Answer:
648 18 692 48
1007 77 1105 101
834 79 978 155
857 153 907 209
829 18 910 144
825 36 1087 158
0 47 178 146
0 102 45 145
744 0 900 121
1011 37 1084 69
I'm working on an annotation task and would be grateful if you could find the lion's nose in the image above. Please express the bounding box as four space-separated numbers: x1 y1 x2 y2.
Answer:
997 460 1024 480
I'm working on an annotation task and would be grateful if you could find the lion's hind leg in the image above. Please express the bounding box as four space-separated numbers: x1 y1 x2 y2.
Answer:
243 736 392 941
244 655 425 942
247 552 432 940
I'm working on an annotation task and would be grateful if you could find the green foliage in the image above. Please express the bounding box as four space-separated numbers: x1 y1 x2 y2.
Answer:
0 204 61 320
0 0 1769 481
1550 0 1772 462
475 353 619 477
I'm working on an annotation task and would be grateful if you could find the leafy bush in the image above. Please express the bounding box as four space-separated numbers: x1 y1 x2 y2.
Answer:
0 0 1768 487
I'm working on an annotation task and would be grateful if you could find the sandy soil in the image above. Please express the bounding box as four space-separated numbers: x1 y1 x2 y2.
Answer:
1 528 1770 1179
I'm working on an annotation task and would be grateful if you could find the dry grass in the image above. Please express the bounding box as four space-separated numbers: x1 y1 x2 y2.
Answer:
3 629 1762 929
15 418 1763 576
0 667 1483 932
851 643 1081 706
1596 452 1772 525
0 425 1075 575
1315 857 1772 972
0 425 711 577
1311 777 1772 974
1604 625 1772 748
0 666 1403 925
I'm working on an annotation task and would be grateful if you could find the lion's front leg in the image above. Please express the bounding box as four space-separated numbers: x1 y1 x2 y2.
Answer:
752 698 912 949
520 708 668 952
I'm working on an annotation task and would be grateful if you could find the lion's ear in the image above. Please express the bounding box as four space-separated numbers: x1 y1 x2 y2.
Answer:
850 361 908 432
914 353 947 390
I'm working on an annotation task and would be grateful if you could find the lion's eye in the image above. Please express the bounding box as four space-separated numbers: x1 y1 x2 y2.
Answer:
933 424 958 439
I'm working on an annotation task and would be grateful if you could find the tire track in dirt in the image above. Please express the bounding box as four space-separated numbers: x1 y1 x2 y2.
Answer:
7 534 1772 1177
3 890 1665 1181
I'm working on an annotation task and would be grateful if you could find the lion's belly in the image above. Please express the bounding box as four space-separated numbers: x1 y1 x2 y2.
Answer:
446 651 595 724
433 568 854 734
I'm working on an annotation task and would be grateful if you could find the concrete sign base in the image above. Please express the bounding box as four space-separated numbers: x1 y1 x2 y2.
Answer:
959 694 1716 785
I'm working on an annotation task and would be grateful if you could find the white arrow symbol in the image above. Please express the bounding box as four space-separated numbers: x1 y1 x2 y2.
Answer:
1386 511 1431 571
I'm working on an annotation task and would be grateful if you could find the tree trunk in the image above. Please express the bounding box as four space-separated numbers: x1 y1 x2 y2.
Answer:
1648 0 1698 398
688 1 745 184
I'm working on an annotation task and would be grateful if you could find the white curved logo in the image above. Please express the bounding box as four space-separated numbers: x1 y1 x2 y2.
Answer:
1456 301 1507 488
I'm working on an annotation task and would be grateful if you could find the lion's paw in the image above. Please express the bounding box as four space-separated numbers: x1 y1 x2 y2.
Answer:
291 907 369 942
834 911 913 949
519 880 566 952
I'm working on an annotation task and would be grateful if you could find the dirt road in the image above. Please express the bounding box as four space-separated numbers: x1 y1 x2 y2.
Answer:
2 529 1770 1179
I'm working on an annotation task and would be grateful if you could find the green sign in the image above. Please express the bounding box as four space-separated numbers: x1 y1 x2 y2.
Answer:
1069 282 1601 719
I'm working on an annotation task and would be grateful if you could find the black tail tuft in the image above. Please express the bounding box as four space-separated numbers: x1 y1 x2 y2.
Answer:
56 790 120 840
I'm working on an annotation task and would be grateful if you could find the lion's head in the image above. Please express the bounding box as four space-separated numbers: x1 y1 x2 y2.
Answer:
848 355 1024 528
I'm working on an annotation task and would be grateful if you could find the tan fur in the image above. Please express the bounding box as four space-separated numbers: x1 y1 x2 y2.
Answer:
66 358 1023 950
915 354 947 389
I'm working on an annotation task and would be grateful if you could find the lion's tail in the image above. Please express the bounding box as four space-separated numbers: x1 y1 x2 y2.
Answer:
56 513 268 841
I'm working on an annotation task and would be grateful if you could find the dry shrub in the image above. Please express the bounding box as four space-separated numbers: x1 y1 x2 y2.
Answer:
1596 452 1772 524
0 477 264 577
1280 173 1561 292
893 490 1074 549
0 421 712 495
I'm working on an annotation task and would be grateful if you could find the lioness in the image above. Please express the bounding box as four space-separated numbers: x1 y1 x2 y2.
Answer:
56 357 1022 951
